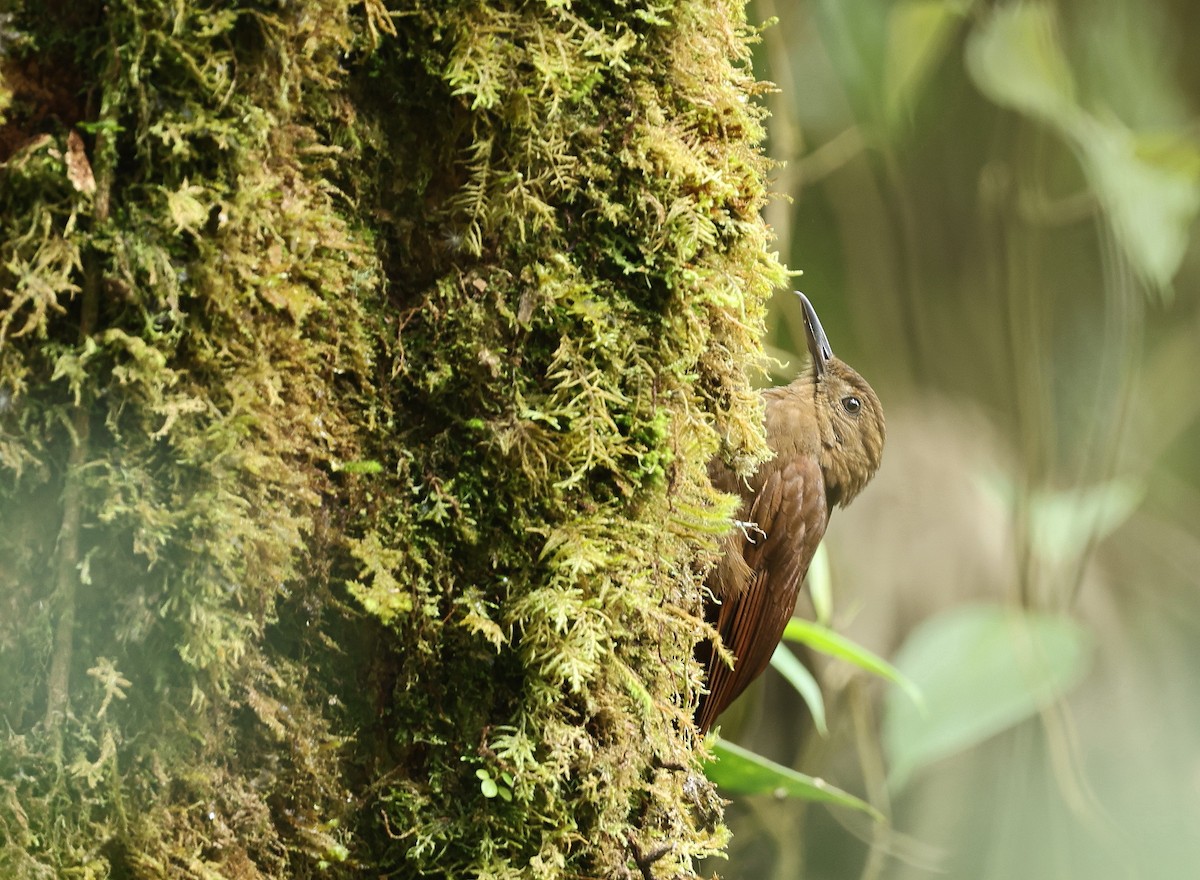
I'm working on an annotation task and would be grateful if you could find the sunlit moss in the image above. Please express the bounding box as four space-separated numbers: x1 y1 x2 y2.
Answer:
0 0 781 877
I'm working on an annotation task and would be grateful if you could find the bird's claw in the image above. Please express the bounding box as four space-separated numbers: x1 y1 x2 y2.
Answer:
733 519 767 544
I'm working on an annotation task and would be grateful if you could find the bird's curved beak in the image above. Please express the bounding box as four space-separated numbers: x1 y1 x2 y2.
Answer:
796 291 833 378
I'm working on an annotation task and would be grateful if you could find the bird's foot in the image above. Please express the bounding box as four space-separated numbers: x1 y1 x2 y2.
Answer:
733 518 766 544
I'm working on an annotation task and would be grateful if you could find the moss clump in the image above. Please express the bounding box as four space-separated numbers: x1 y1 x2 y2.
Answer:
0 1 781 877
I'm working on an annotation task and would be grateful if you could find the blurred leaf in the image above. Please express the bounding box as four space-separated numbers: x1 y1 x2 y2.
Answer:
884 604 1092 790
813 0 891 121
1073 120 1200 292
966 2 1077 123
884 0 971 128
968 3 1200 290
1135 132 1200 178
706 737 883 819
770 644 828 736
1027 477 1145 566
783 617 923 707
808 542 833 625
982 473 1146 567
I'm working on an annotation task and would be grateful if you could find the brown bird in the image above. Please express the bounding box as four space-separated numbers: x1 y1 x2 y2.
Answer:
696 292 885 735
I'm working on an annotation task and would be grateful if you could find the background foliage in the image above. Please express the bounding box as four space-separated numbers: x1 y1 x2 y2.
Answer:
714 1 1200 878
0 1 785 877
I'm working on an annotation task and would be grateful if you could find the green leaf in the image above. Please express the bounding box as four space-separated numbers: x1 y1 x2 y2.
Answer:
337 459 384 475
782 617 923 708
1073 121 1200 292
812 0 890 123
807 543 833 626
966 2 1077 124
967 3 1200 290
769 644 828 736
75 118 125 136
1027 477 1145 566
884 0 971 127
478 771 499 799
981 473 1146 567
705 737 883 820
883 604 1092 791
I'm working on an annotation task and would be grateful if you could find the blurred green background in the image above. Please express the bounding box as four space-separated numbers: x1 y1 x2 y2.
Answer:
715 1 1200 878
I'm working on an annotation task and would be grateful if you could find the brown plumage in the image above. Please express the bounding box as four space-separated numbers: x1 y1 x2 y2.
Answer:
696 293 886 735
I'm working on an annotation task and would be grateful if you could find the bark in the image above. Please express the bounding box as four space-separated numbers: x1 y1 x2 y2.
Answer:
0 2 781 876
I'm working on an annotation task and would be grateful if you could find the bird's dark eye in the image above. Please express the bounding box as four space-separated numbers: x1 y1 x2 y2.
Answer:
842 396 861 414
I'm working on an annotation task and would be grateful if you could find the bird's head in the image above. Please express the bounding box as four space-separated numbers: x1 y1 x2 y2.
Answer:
797 292 886 508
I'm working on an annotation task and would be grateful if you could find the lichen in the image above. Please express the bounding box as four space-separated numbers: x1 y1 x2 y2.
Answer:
0 1 781 877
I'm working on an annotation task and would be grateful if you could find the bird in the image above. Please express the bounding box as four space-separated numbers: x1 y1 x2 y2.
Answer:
696 292 886 735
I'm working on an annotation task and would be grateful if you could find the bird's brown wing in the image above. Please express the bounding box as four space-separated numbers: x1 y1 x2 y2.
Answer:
697 455 829 734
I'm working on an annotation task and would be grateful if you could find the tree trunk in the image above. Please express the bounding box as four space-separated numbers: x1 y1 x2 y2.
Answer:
0 2 781 876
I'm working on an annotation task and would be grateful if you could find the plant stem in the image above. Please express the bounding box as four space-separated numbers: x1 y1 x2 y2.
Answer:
43 113 113 730
42 275 97 729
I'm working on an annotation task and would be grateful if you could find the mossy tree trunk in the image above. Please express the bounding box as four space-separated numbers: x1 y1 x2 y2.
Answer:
0 1 781 877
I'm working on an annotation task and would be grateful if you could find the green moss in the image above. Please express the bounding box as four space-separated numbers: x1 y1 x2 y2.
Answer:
0 0 781 877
